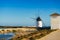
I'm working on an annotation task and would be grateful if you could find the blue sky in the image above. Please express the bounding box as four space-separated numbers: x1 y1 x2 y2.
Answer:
0 0 60 26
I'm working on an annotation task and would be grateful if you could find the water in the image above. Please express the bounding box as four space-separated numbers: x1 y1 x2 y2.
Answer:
0 33 14 40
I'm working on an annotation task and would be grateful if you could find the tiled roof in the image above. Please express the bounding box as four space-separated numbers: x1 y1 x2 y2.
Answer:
50 13 60 16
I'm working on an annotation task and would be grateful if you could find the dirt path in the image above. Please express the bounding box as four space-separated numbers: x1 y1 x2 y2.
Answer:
36 30 60 40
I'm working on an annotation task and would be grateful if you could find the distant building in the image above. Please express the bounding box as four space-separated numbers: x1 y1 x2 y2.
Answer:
50 13 60 29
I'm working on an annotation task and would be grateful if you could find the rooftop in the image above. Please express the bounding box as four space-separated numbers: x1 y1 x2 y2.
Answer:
50 13 60 16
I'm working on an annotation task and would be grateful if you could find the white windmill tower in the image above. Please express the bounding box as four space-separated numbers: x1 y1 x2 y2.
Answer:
35 16 44 30
31 10 45 30
31 16 43 30
36 16 42 28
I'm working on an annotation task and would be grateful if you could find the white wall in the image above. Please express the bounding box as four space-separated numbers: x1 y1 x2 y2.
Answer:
37 21 42 27
51 16 60 29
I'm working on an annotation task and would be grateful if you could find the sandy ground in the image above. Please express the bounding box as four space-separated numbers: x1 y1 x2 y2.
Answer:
36 30 60 40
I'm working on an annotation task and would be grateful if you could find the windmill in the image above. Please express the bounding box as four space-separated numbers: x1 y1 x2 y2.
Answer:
31 9 46 30
36 16 42 27
31 16 45 30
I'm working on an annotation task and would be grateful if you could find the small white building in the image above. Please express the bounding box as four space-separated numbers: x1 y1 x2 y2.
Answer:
50 13 60 29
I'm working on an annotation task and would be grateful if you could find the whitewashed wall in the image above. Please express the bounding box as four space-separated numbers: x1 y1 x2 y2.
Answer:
51 16 60 29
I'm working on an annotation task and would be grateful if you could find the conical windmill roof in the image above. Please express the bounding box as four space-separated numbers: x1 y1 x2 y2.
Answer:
36 17 41 21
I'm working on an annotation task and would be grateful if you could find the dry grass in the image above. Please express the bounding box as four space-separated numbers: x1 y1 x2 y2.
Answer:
10 29 56 40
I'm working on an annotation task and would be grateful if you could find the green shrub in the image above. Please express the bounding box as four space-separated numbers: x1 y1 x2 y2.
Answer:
29 37 35 40
12 30 16 33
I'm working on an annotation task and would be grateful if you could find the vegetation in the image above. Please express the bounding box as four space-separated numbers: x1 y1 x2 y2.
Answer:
29 37 35 40
2 29 4 31
12 30 17 33
10 29 56 40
